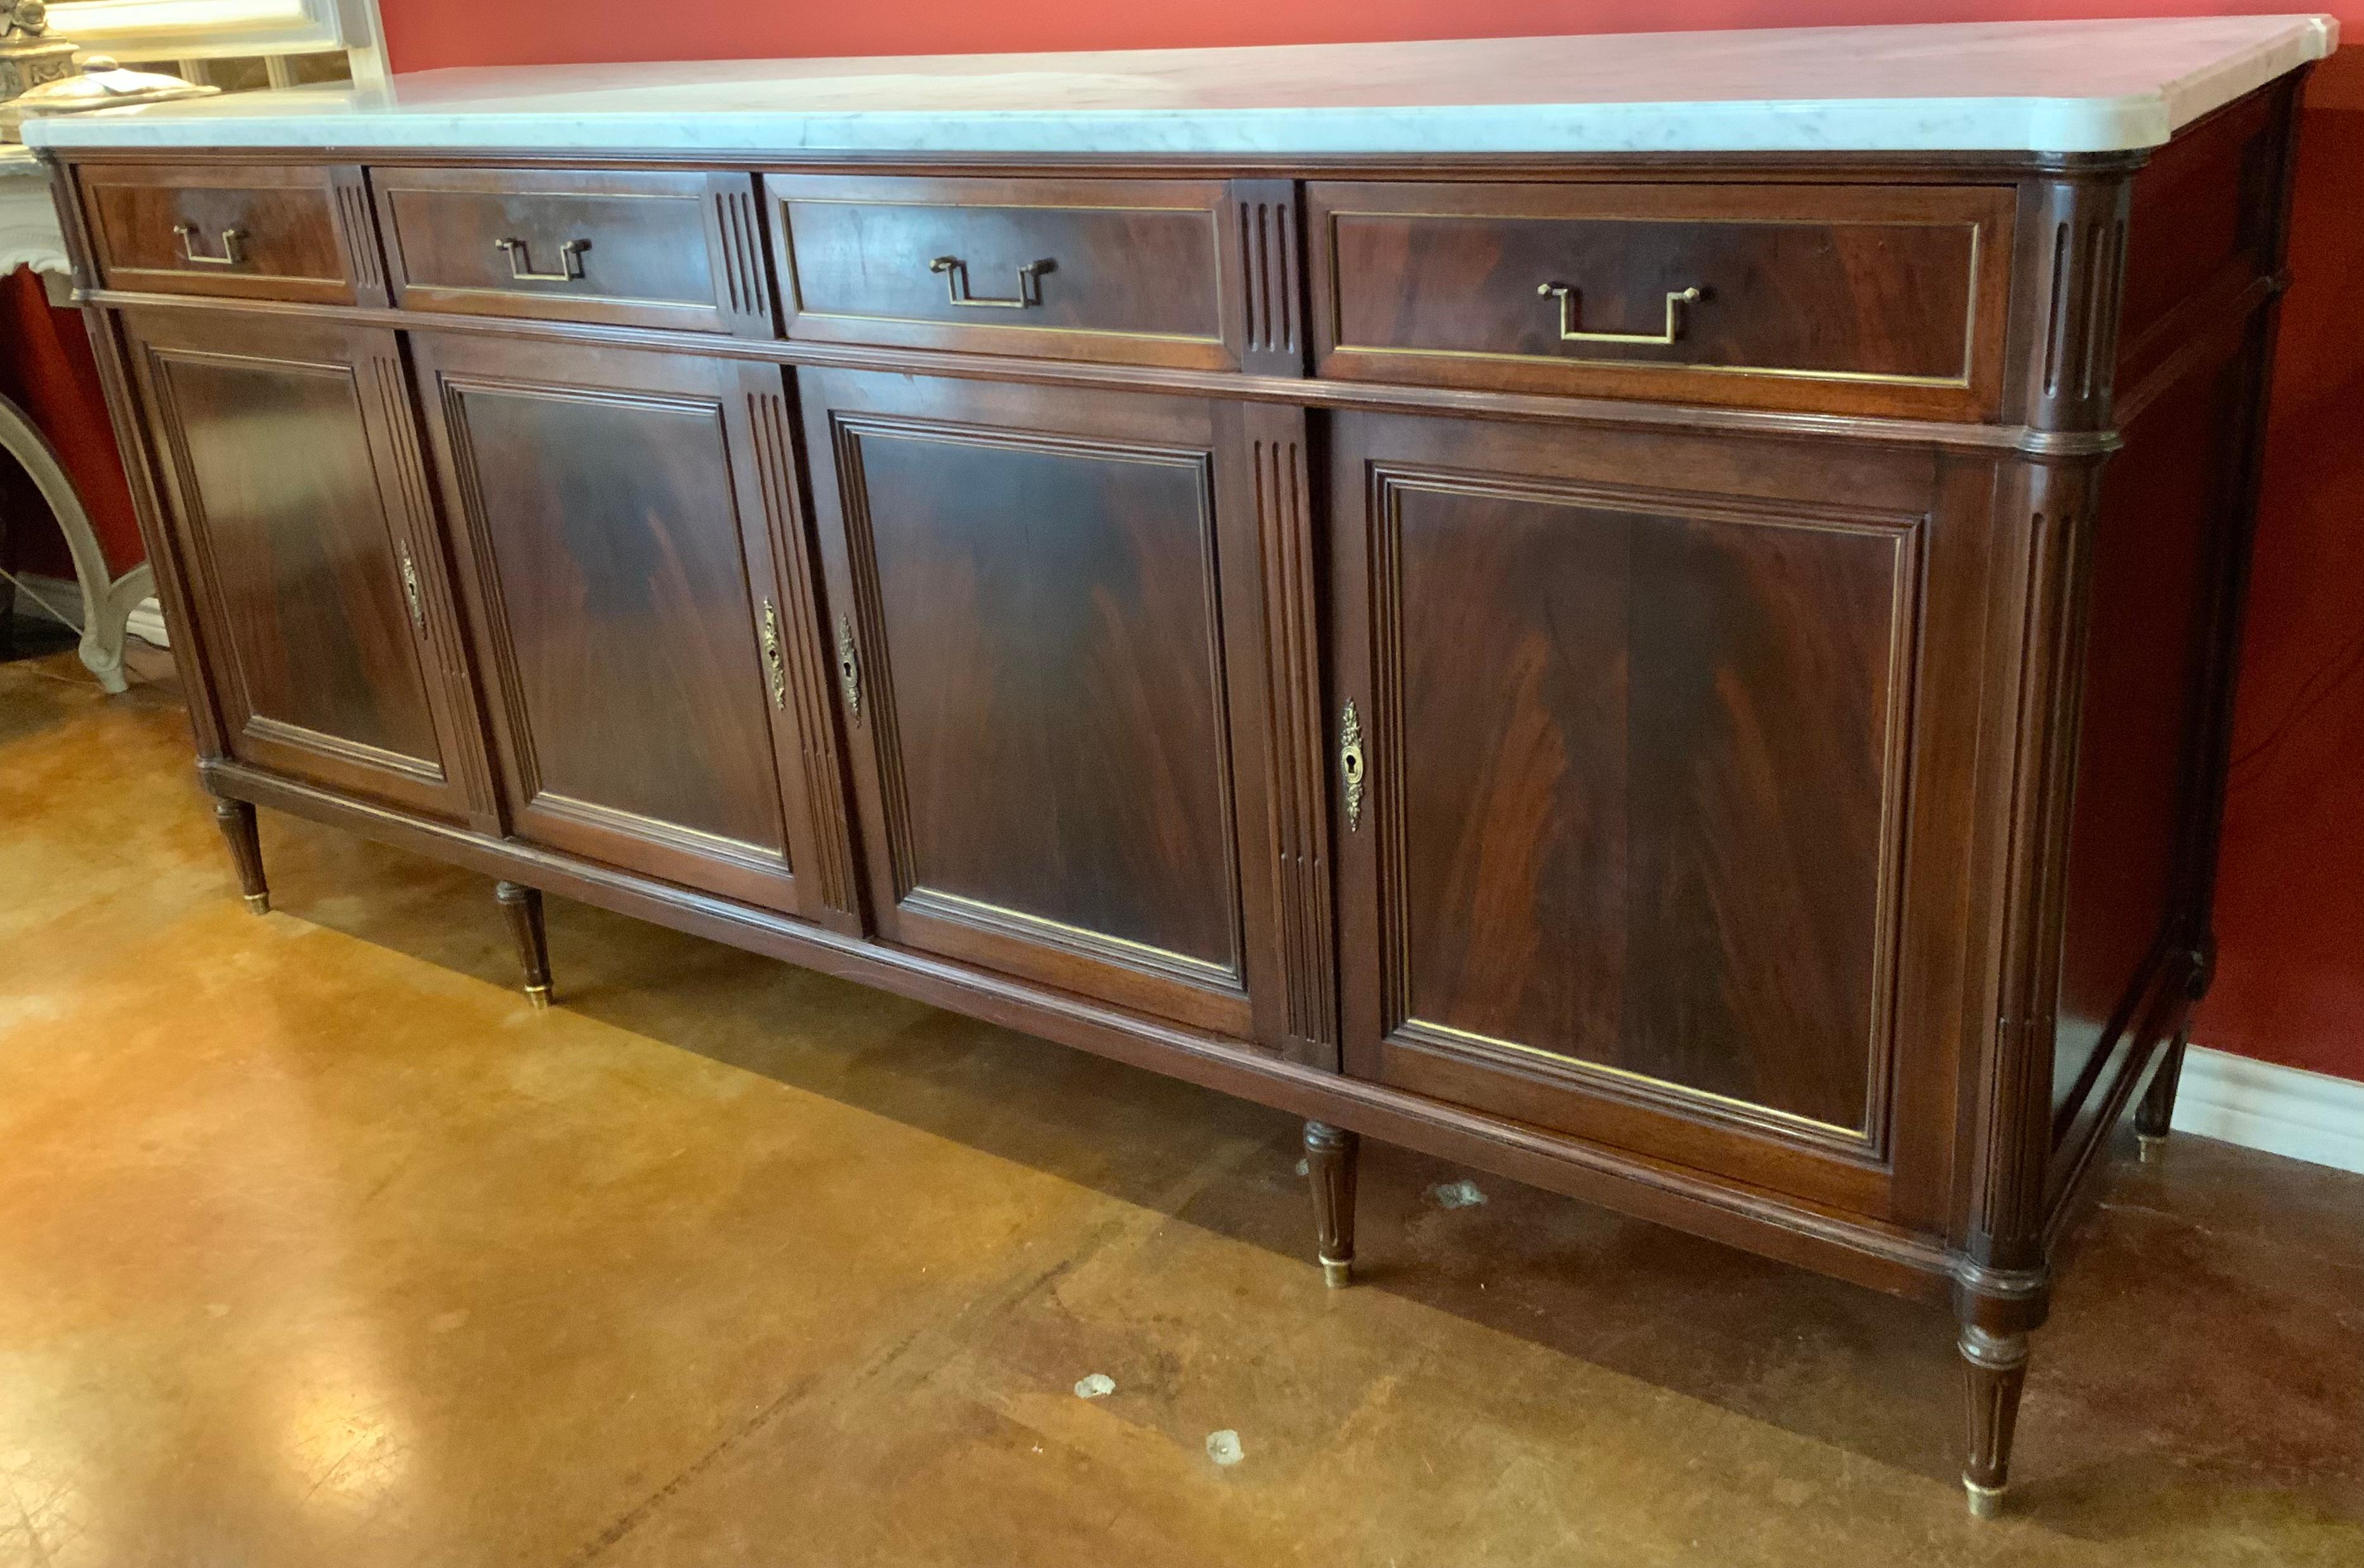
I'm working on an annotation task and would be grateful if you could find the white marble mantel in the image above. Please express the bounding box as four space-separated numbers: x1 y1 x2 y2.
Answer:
20 16 2340 159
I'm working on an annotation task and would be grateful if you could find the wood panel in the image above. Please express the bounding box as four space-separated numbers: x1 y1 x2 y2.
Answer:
118 307 487 821
82 162 380 307
410 333 853 923
1327 410 1971 1216
799 369 1308 1041
374 166 774 336
1308 181 2014 419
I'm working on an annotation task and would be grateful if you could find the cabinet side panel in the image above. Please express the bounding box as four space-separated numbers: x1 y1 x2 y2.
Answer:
2048 346 2247 1142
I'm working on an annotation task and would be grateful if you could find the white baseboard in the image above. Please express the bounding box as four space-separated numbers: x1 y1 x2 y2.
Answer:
2172 1045 2364 1175
125 594 170 649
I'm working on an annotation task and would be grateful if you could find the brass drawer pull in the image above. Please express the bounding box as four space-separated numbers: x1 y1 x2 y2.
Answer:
929 254 1051 310
173 224 246 267
1537 283 1702 346
1339 699 1365 831
397 541 427 634
495 238 589 283
837 614 863 721
760 599 787 711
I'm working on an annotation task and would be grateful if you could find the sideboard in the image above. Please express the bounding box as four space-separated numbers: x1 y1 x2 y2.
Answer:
28 15 2336 1516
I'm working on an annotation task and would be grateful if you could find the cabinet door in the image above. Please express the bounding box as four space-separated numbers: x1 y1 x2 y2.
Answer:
799 371 1329 1051
121 308 489 823
1327 411 1967 1217
410 334 857 928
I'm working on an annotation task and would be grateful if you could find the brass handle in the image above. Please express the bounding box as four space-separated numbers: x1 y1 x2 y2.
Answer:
397 541 426 634
929 254 1051 310
837 614 863 721
495 238 589 283
1536 283 1702 346
1339 699 1365 832
759 599 787 711
173 224 246 267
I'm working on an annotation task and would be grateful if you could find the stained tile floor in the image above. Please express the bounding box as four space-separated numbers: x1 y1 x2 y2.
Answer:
3 648 2360 1565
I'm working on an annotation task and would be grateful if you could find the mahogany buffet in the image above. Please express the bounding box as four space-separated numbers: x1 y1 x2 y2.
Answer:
29 16 2336 1516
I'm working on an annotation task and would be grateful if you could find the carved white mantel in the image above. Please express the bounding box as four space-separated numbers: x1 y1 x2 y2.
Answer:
1 142 154 692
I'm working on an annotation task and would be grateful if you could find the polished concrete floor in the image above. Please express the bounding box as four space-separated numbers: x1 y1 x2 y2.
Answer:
3 646 2360 1567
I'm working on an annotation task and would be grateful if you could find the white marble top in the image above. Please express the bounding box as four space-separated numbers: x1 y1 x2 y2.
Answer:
23 16 2339 157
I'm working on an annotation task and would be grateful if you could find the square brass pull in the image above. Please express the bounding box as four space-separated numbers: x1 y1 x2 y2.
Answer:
496 238 589 283
928 255 1052 309
1537 283 1703 345
173 224 246 267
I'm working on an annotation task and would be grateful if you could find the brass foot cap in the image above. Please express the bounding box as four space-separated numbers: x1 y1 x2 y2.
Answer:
525 984 552 1010
1320 1255 1353 1290
1964 1479 2006 1520
2136 1131 2167 1163
242 893 271 914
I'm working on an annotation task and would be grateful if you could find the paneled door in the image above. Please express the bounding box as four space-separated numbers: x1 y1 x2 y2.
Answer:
1326 410 1974 1220
410 334 857 929
799 371 1334 1056
120 307 489 823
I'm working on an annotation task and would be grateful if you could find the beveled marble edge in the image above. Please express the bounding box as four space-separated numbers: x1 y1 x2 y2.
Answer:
25 16 2339 157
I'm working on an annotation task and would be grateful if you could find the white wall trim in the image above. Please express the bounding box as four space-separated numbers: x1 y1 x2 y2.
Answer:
125 593 169 649
2173 1044 2364 1176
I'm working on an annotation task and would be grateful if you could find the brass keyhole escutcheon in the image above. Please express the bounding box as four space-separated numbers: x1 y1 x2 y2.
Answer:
837 615 863 721
397 541 427 634
760 599 787 710
1339 698 1365 831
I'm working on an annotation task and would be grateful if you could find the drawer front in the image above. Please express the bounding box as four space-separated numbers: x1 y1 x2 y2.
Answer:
1309 181 2016 419
81 162 380 307
773 175 1262 372
373 166 773 336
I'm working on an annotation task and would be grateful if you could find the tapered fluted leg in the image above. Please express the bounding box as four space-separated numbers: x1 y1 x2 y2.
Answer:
1959 1323 2029 1519
2134 1025 2190 1163
495 881 551 1008
212 797 269 914
1303 1120 1360 1288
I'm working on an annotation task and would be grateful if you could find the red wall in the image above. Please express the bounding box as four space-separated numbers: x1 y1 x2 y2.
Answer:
371 3 2358 1081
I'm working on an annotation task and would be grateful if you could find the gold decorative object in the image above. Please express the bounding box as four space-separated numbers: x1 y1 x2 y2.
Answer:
4 43 220 140
1537 282 1703 345
0 0 75 104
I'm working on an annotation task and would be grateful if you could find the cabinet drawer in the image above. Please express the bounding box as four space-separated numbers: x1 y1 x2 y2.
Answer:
372 166 773 336
80 162 381 306
773 175 1268 372
1309 181 2016 419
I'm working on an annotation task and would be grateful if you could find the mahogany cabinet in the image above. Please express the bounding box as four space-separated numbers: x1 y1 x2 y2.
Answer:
44 66 2311 1519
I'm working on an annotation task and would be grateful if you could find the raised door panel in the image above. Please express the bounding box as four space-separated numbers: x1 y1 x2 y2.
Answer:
800 371 1318 1048
1328 412 1966 1218
411 334 856 926
120 307 488 823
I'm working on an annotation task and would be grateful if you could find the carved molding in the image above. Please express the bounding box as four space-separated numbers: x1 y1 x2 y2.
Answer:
1247 417 1338 1062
